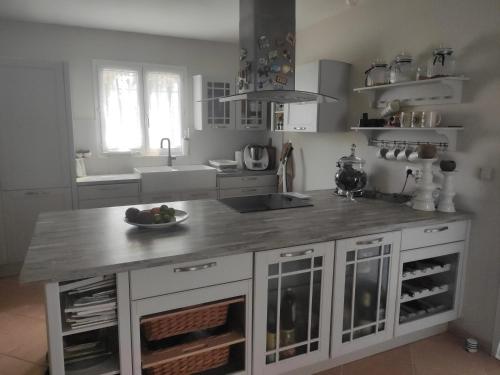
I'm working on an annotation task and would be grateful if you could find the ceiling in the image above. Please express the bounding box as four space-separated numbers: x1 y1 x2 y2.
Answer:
0 0 353 43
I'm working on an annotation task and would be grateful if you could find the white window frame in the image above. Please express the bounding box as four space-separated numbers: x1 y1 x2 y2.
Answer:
93 60 187 155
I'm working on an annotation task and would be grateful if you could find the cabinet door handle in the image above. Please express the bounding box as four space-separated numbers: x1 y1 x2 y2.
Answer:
424 226 449 233
174 262 217 273
293 126 307 130
356 237 384 246
280 249 314 258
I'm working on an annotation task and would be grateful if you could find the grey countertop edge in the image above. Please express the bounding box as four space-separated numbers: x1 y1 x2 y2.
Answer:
20 212 471 284
75 169 277 186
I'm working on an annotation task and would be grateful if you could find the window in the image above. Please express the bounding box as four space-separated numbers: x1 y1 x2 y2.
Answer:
95 61 185 154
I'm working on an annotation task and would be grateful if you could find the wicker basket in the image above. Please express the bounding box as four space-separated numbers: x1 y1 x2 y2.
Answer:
142 332 245 375
141 297 244 342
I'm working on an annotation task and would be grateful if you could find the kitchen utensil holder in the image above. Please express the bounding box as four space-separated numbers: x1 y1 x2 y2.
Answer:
369 138 448 152
141 297 243 342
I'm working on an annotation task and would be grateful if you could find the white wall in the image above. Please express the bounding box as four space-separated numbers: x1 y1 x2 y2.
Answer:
287 0 500 350
0 20 268 174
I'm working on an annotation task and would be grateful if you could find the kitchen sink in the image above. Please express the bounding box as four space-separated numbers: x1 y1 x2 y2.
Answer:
134 165 217 194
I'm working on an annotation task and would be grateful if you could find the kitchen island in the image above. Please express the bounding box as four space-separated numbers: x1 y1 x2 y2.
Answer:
20 190 471 375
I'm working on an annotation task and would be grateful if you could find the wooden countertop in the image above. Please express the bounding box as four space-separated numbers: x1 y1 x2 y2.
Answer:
20 190 470 283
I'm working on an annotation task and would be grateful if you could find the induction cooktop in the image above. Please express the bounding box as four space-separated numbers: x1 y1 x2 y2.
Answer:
220 193 313 213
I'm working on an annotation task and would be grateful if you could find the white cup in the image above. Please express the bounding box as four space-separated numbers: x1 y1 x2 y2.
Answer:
397 147 412 161
385 147 401 160
376 147 389 159
408 150 420 162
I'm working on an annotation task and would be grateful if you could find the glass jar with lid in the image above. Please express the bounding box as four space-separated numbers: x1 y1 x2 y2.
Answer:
389 53 415 83
365 60 389 87
335 144 367 201
427 47 456 78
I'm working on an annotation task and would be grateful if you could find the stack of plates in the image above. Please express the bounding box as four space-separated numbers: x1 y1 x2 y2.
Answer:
208 159 239 173
465 337 479 353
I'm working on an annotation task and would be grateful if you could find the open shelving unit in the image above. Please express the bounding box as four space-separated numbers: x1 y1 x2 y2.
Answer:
350 126 464 151
353 76 469 108
45 273 132 375
352 76 469 151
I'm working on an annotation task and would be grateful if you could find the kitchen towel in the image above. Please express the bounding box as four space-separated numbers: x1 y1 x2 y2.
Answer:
278 142 294 192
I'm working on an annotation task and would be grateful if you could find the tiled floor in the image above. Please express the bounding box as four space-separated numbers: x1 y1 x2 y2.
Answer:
0 276 499 375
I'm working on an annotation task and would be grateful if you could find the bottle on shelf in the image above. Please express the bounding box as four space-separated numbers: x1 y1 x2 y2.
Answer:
280 288 296 358
266 305 277 363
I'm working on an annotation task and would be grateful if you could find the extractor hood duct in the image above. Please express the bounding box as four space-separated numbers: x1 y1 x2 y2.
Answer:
219 0 338 104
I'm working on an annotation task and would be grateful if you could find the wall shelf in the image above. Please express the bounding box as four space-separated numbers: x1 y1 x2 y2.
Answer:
353 76 469 108
351 126 463 151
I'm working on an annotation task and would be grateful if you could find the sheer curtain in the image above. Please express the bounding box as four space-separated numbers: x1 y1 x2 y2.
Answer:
99 68 143 152
145 71 182 151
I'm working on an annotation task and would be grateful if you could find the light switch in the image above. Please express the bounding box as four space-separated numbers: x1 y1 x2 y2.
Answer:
479 167 495 181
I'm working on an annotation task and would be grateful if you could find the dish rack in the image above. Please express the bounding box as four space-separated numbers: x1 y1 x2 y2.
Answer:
140 297 246 375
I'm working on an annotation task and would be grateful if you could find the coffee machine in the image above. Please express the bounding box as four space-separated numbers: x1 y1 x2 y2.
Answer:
243 144 269 170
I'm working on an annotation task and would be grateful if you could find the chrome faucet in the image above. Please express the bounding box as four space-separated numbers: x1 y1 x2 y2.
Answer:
160 138 176 166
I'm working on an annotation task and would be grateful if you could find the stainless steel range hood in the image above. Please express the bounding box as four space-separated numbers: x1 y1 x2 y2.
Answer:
218 0 338 104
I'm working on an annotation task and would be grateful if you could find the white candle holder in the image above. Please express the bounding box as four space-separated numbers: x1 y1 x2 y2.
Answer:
412 158 438 211
438 171 457 213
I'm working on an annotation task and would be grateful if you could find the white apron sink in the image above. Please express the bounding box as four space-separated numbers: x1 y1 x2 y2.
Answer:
135 165 217 194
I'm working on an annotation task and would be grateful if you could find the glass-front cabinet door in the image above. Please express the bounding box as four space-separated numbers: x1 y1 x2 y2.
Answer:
236 100 267 130
253 242 334 374
331 231 401 357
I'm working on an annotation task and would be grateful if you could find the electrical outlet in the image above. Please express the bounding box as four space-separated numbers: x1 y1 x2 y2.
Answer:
405 165 422 178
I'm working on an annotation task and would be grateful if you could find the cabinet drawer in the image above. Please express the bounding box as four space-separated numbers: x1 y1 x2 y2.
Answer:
181 190 217 201
130 253 253 300
219 185 276 199
401 221 467 250
218 174 276 189
78 183 139 200
78 196 140 209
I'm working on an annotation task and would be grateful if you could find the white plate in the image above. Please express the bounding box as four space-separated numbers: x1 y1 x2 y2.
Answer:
124 209 189 229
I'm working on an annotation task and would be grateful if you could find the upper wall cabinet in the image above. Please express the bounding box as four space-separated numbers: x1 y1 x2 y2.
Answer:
282 60 351 133
236 100 267 131
193 75 235 130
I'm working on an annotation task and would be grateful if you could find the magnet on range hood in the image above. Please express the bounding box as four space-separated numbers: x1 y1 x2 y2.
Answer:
217 0 338 104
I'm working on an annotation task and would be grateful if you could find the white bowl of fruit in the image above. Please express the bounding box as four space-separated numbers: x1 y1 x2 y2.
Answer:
124 205 189 229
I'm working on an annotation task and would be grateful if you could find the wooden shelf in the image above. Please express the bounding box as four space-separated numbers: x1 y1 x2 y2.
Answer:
353 76 469 108
400 284 449 303
65 354 119 375
353 76 469 92
142 331 245 370
402 264 452 281
62 321 118 337
351 126 463 151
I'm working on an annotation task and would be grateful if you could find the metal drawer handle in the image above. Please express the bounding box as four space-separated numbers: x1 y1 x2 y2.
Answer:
242 188 257 192
293 126 307 130
356 237 384 246
243 177 258 181
424 226 449 233
280 249 314 258
174 262 217 273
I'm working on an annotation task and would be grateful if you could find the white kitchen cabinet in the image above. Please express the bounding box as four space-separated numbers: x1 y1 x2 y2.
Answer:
77 182 140 209
331 231 401 358
180 189 217 201
283 60 350 133
236 100 267 131
193 75 235 130
395 241 465 337
0 60 72 190
2 188 72 263
217 174 277 199
140 192 181 204
253 242 334 374
131 279 252 375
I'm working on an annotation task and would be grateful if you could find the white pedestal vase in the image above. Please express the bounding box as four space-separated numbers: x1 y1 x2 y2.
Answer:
438 171 457 213
412 158 438 211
